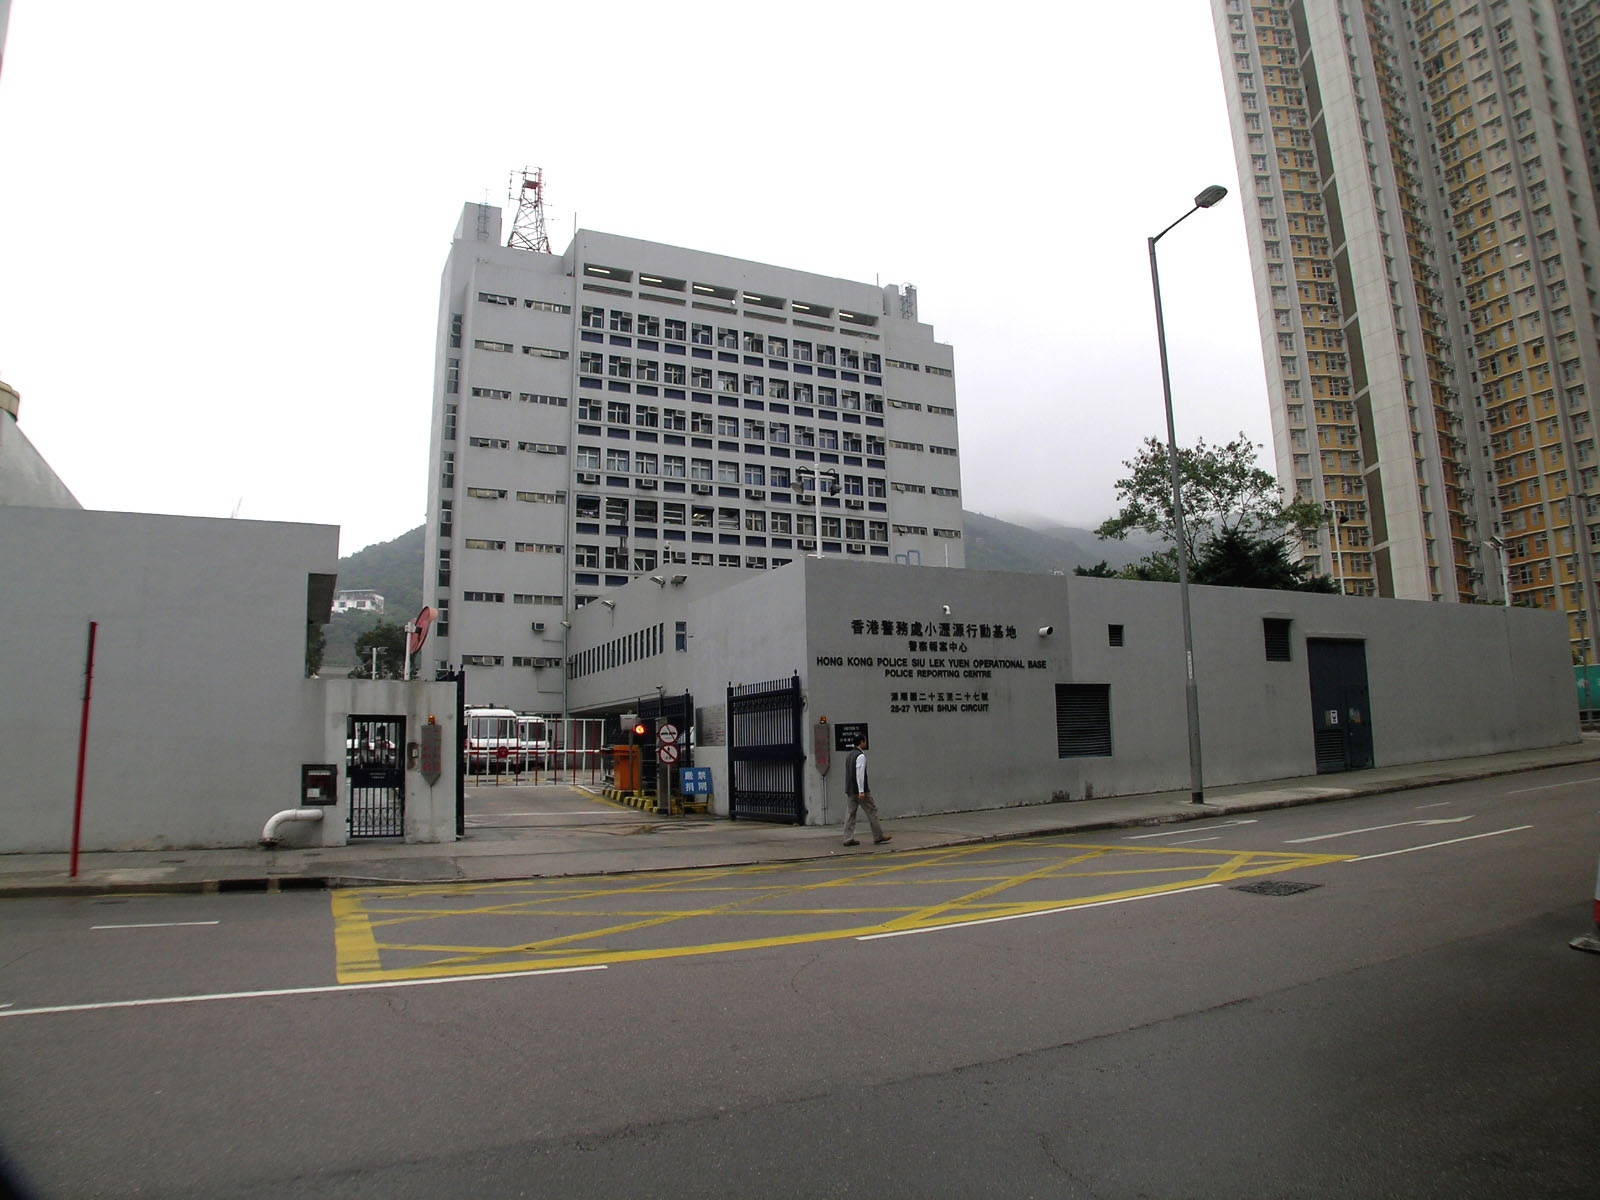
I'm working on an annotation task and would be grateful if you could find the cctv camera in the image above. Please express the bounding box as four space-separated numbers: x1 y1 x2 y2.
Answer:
941 605 951 615
1038 625 1054 637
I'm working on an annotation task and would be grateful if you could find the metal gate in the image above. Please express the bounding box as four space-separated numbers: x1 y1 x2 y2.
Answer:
728 673 804 823
347 714 406 838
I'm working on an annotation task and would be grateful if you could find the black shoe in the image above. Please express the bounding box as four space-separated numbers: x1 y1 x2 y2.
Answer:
843 838 860 846
874 835 892 845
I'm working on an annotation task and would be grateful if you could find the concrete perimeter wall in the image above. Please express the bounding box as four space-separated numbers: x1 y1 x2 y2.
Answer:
788 561 1575 824
1 507 339 852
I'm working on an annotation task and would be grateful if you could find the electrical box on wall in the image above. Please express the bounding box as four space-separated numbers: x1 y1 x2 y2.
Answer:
301 764 337 806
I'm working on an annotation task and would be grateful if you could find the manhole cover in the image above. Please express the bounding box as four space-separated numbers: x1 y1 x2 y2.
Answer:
1233 879 1323 897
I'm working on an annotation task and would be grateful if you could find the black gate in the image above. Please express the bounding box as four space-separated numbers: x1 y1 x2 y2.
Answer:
640 691 694 799
347 714 406 838
728 673 804 823
1307 639 1374 774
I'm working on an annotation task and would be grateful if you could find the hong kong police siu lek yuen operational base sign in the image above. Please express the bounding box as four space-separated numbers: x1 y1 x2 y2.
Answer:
813 613 1050 715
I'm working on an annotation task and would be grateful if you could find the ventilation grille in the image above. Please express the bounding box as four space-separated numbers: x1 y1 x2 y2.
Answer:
1263 618 1292 662
1055 684 1112 758
1314 727 1346 771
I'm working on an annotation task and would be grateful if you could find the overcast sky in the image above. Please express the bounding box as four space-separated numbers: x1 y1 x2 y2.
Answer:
0 0 1272 556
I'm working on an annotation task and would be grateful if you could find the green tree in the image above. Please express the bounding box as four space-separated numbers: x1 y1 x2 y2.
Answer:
349 620 408 679
1190 528 1337 592
1095 432 1323 575
305 621 326 677
1073 560 1120 578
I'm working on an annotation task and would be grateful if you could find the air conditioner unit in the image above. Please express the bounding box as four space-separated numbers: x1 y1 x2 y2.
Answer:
845 498 864 509
637 478 657 489
745 488 765 501
798 538 817 549
577 471 600 484
531 621 546 632
692 483 713 494
847 542 866 555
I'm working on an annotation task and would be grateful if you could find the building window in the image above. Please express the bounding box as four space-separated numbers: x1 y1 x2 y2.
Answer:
1055 684 1112 758
1108 624 1125 647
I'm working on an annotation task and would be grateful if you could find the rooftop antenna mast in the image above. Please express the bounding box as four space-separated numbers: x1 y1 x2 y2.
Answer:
508 167 552 254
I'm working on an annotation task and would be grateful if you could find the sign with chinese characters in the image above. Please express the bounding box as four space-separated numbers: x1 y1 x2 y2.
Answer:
419 724 443 785
812 616 1049 718
680 766 714 795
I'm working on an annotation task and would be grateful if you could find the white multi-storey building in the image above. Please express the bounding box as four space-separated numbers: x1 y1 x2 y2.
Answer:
422 204 965 709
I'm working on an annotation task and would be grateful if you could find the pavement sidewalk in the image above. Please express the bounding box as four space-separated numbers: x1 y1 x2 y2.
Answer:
5 736 1600 898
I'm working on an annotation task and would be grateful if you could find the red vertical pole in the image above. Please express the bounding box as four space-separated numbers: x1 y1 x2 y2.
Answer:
70 620 99 878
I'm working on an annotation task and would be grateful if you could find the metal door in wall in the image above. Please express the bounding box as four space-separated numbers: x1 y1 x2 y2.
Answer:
347 714 406 838
728 673 805 823
1307 640 1374 774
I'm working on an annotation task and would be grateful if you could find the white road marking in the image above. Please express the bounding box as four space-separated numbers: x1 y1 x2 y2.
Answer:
1414 801 1454 809
91 921 220 931
856 884 1222 940
0 965 606 1020
1287 817 1472 844
1345 825 1533 862
1169 836 1220 845
1125 819 1257 840
1504 777 1600 796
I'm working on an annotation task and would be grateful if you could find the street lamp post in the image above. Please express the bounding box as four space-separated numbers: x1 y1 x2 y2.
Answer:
1149 183 1228 806
1325 501 1346 594
1485 536 1510 606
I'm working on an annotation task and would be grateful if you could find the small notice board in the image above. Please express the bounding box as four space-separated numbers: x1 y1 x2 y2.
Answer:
833 722 869 752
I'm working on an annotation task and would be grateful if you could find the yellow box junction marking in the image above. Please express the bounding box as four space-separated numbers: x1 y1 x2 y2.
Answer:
331 840 1352 983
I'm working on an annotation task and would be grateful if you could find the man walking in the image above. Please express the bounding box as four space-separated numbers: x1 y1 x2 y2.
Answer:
842 736 890 847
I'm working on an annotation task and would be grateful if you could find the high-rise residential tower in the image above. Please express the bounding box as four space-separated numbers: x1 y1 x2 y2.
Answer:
422 204 965 710
1213 0 1600 661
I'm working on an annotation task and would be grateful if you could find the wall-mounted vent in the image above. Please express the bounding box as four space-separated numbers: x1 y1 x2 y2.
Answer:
1055 684 1111 758
1263 618 1293 662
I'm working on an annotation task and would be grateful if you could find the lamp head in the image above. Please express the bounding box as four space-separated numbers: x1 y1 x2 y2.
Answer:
1195 184 1228 208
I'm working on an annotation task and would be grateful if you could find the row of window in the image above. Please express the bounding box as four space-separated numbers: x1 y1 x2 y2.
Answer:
567 622 667 680
478 292 571 315
575 399 906 442
580 307 883 369
474 340 569 360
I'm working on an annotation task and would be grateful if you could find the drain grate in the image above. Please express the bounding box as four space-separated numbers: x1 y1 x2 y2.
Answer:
1233 879 1323 897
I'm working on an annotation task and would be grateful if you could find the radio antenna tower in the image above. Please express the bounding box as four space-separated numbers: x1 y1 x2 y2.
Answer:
507 167 552 254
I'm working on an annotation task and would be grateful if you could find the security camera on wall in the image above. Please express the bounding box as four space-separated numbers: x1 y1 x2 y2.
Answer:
1038 626 1054 637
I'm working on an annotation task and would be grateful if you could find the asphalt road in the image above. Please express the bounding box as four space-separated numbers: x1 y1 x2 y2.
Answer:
2 765 1598 1198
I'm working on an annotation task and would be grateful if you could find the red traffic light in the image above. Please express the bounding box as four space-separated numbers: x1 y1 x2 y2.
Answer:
633 722 648 738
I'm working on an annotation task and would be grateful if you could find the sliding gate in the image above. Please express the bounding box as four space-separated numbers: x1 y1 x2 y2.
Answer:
728 673 805 823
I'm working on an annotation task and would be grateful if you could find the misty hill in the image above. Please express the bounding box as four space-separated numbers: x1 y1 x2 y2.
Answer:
322 513 1158 667
962 512 1159 576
